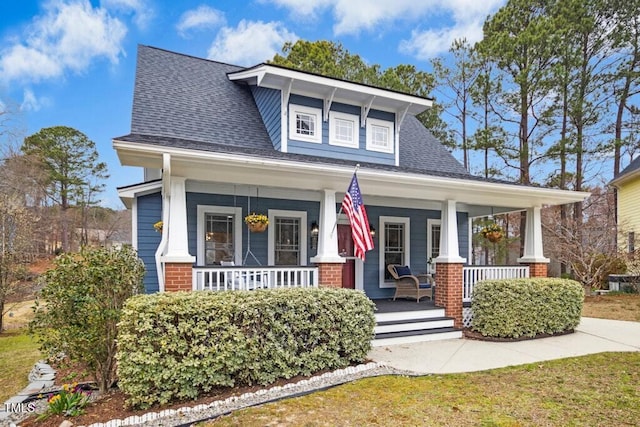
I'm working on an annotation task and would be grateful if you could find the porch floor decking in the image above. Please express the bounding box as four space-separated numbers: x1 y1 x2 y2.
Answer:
372 298 439 314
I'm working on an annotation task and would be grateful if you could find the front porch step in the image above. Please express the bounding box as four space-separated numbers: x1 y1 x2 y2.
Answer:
375 317 454 334
372 327 463 347
375 308 446 323
372 306 462 346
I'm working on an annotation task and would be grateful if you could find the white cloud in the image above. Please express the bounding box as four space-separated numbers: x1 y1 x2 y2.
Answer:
207 20 297 66
0 0 127 84
399 19 485 60
176 5 225 37
262 0 440 35
262 0 506 57
400 0 505 59
101 0 153 29
259 0 333 18
20 88 50 112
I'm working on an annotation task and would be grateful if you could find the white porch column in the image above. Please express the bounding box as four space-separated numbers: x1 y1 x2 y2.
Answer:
163 177 196 263
435 199 466 264
517 206 550 264
310 189 344 264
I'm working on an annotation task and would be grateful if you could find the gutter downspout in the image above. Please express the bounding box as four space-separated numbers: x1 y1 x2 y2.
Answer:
155 153 171 292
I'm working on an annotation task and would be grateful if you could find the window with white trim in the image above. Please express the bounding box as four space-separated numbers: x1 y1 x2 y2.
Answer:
366 118 393 153
427 219 441 275
197 206 242 266
379 216 410 287
268 210 307 266
289 104 322 143
329 111 359 148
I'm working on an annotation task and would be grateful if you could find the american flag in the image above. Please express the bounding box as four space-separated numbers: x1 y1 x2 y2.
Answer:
342 173 374 261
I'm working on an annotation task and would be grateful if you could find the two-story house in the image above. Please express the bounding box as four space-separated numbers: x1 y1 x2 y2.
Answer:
115 46 588 330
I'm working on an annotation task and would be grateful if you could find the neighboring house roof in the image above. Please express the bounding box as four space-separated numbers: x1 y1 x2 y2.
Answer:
610 156 640 187
122 45 470 180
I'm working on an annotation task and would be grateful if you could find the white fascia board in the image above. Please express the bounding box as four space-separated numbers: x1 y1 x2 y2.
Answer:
117 180 162 208
610 168 640 188
113 140 590 208
228 65 432 111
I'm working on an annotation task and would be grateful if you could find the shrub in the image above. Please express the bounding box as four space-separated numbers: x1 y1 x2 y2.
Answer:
117 288 376 409
471 278 583 339
29 246 145 393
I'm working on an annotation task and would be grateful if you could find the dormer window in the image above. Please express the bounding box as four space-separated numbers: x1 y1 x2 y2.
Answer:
366 118 393 153
329 111 359 148
289 104 322 143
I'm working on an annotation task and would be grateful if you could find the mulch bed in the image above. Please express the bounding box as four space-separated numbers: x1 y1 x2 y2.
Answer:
19 364 339 427
463 328 575 342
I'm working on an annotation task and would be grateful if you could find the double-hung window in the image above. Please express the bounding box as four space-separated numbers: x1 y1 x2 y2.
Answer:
196 206 242 266
427 219 441 274
289 104 322 143
379 216 410 287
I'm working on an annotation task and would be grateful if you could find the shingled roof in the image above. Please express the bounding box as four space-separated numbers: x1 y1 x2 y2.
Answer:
121 45 470 179
611 156 640 186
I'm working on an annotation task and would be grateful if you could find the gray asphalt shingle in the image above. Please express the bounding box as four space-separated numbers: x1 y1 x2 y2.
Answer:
614 156 640 181
123 45 472 179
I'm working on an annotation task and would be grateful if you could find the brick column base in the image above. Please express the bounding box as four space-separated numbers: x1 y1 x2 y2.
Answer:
435 263 464 328
164 262 193 292
316 263 344 288
522 263 548 278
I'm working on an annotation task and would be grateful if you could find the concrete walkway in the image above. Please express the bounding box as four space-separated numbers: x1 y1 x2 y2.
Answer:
367 317 640 374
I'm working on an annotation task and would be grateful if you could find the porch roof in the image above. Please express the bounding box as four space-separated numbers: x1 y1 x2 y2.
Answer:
114 136 589 211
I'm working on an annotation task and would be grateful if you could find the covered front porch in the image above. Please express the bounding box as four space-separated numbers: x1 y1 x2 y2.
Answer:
191 264 529 302
117 149 589 327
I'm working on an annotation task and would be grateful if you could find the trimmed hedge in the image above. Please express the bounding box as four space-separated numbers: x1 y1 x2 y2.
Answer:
116 288 375 409
471 278 584 339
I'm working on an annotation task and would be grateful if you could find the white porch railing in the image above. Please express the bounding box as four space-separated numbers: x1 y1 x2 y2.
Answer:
193 266 319 291
462 266 530 302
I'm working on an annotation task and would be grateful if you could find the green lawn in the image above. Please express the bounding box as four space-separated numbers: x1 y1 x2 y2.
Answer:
0 329 42 403
208 352 640 426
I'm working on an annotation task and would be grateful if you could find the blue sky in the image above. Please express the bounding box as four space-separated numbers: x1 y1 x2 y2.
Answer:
1 0 506 208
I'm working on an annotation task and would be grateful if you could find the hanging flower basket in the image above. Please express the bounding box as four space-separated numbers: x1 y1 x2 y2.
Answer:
481 223 503 243
245 213 268 233
485 231 503 243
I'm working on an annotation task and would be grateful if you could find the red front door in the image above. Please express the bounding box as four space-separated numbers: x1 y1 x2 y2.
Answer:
338 224 355 289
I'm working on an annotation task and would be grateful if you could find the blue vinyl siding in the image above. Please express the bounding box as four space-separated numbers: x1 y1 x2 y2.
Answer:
137 192 162 293
186 192 320 266
136 189 469 299
287 95 396 165
362 205 469 300
251 86 281 150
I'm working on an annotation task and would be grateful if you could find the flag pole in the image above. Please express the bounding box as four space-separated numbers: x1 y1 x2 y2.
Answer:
330 164 360 237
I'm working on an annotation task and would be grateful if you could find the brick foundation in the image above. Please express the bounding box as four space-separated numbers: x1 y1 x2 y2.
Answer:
522 262 548 278
434 263 464 328
164 262 193 292
316 263 344 288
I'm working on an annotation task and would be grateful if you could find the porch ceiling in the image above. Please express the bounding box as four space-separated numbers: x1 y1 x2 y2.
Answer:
115 141 589 210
